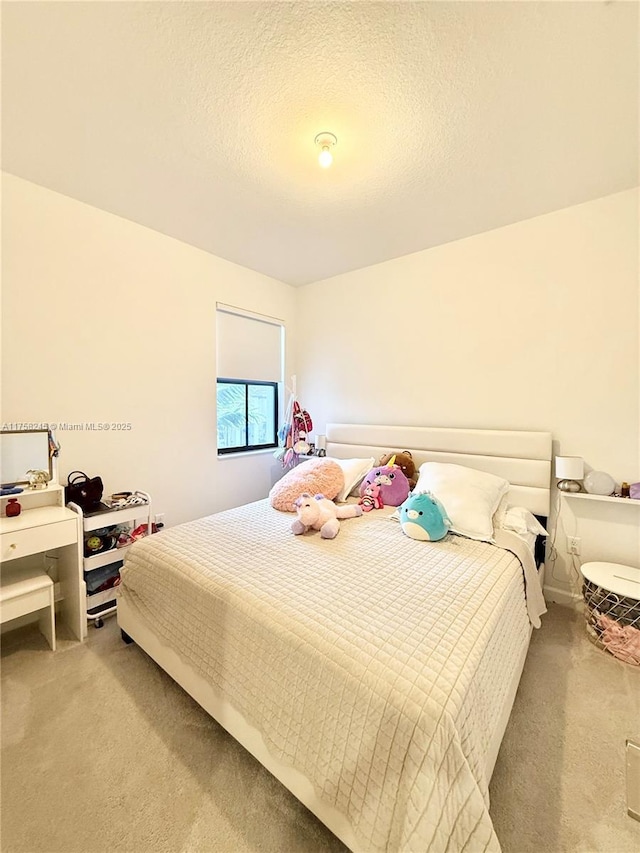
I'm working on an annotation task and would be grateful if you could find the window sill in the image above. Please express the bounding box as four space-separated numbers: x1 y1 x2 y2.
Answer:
217 448 277 461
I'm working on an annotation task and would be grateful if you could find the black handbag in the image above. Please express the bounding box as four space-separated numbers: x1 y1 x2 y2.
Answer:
65 470 104 511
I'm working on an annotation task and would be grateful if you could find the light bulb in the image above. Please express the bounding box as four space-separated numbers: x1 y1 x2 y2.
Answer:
318 146 333 168
314 132 337 168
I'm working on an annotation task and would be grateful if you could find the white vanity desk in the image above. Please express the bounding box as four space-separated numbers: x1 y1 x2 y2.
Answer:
1 484 85 646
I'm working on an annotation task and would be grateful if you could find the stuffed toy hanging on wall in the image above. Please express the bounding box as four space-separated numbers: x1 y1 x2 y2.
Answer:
275 394 313 468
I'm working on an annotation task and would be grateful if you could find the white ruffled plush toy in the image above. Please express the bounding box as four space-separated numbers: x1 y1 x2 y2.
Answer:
292 492 362 539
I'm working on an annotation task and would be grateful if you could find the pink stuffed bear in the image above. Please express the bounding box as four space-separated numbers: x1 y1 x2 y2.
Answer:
359 483 383 512
292 492 362 539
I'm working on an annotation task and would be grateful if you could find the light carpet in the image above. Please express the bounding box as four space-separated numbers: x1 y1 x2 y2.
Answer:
1 603 639 853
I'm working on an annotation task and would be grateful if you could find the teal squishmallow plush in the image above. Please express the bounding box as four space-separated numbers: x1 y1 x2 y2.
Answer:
399 491 451 541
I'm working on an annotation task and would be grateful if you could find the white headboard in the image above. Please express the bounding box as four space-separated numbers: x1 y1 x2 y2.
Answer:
326 423 553 516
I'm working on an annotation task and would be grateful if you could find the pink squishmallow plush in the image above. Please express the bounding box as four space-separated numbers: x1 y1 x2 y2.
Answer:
269 458 344 512
359 463 410 507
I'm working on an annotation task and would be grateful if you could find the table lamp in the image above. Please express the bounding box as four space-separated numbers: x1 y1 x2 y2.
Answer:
555 456 584 492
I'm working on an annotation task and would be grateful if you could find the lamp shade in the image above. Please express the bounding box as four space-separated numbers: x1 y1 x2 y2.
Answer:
555 456 584 480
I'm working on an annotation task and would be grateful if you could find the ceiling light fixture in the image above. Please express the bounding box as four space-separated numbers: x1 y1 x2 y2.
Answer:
314 132 337 168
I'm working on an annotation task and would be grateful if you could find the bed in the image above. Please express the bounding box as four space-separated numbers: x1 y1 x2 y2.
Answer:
117 423 552 852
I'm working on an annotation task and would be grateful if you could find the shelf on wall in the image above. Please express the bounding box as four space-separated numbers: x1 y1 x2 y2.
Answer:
562 491 640 506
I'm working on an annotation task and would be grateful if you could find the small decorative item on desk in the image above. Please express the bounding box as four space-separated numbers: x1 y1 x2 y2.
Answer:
5 497 21 517
26 469 50 490
584 470 616 496
621 482 631 498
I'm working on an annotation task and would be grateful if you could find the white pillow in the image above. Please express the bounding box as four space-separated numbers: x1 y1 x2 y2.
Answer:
415 462 509 541
331 457 375 502
497 505 548 538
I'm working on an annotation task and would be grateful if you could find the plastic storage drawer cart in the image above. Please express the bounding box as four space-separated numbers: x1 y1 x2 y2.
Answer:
69 491 152 629
580 561 640 666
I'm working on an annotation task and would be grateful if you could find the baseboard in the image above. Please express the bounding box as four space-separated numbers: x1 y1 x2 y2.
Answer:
543 584 582 608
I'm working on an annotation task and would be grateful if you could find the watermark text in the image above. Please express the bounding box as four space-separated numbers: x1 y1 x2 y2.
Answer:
1 422 133 432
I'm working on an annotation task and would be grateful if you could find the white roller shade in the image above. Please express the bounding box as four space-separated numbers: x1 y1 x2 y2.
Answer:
216 305 283 383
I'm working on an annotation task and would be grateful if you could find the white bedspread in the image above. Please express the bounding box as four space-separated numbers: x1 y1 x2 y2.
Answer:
119 500 544 852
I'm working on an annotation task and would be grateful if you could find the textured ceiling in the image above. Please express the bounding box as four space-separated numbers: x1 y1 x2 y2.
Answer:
2 1 638 286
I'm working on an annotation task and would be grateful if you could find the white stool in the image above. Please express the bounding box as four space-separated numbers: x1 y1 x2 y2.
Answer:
0 565 56 651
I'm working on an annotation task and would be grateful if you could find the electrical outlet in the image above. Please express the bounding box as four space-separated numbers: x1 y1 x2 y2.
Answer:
567 536 581 555
155 513 165 527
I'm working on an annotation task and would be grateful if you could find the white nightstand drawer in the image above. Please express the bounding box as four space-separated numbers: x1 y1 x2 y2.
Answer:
1 518 77 563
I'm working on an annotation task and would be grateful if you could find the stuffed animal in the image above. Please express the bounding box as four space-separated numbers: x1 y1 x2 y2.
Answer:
399 491 450 541
359 463 410 507
378 451 417 490
292 493 363 539
359 483 383 512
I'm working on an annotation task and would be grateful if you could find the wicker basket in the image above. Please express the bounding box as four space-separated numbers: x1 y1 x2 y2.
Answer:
582 565 640 666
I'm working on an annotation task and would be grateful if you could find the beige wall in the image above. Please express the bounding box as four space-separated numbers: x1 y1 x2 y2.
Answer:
3 175 638 600
1 174 297 526
296 189 640 599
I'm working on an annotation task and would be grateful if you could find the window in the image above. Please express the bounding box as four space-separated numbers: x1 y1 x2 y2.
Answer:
217 379 278 453
216 304 284 455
